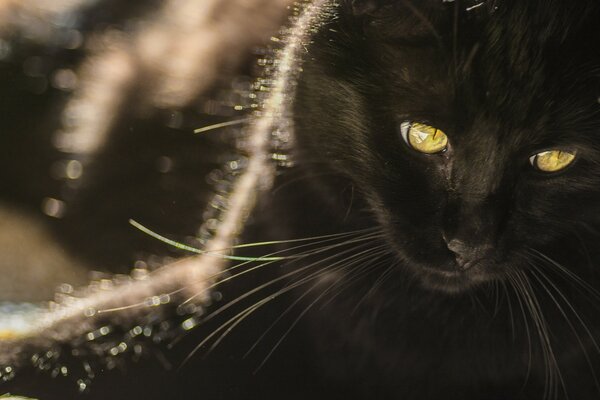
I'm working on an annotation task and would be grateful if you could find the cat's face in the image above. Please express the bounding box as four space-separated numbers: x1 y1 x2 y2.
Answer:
294 0 600 293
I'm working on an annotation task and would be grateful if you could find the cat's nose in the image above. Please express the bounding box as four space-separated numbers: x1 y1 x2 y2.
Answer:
445 239 491 271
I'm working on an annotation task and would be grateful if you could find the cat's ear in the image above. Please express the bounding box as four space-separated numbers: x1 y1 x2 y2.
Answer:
343 0 450 39
347 0 393 15
345 0 448 17
348 0 381 15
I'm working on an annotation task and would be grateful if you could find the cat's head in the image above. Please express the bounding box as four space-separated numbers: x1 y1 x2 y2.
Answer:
293 0 600 293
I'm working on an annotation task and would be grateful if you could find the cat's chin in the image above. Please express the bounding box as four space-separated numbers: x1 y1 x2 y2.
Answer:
416 262 496 294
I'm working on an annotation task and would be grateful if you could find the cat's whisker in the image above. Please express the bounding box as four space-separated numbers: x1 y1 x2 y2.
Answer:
100 231 379 314
254 276 336 373
180 242 387 367
177 259 283 309
178 229 384 306
132 218 377 258
514 269 568 400
526 248 600 304
491 279 501 320
251 247 393 370
255 233 382 292
509 272 551 398
469 289 490 317
342 183 356 221
231 242 388 340
252 251 387 372
325 254 393 310
569 228 595 272
242 281 322 359
232 227 381 250
318 258 381 311
350 258 397 314
193 118 251 134
244 245 391 358
529 262 600 352
527 263 600 395
179 301 262 370
314 245 392 307
315 257 383 311
500 279 517 341
191 234 386 330
109 230 385 350
505 270 533 388
130 219 284 262
523 276 561 400
180 284 296 368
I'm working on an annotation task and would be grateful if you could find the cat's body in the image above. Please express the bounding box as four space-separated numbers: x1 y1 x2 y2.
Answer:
250 0 600 398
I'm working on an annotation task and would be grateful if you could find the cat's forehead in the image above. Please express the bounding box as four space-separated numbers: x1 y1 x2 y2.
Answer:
363 0 600 147
362 0 600 39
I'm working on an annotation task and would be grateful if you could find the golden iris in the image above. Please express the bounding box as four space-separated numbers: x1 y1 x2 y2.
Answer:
401 122 448 154
530 150 576 172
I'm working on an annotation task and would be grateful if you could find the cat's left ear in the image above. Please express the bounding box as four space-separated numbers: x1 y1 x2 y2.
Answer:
345 0 450 18
346 0 389 16
348 0 376 15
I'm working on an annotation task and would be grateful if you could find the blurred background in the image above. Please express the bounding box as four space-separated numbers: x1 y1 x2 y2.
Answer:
0 0 291 397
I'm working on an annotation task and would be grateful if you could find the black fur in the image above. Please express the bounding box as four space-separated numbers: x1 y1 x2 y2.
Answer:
267 0 600 398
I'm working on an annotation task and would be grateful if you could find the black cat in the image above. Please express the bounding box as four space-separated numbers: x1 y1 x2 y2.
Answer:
262 0 600 398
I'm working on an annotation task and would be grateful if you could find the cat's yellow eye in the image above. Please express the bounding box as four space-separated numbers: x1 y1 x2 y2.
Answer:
529 150 576 173
400 122 448 154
